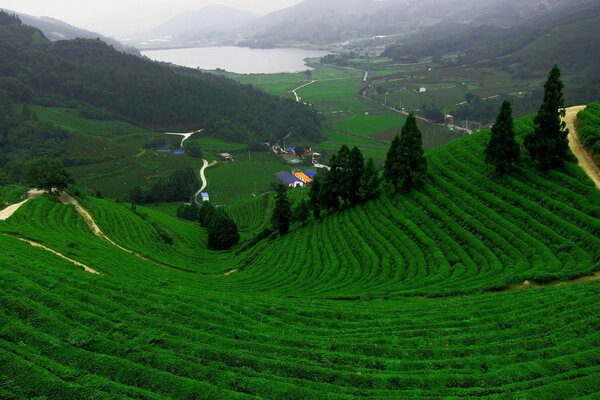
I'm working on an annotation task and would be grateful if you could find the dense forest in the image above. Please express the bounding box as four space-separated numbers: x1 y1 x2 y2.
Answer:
0 16 323 147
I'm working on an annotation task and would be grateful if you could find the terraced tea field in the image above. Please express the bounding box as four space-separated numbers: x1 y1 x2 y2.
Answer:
1 113 599 398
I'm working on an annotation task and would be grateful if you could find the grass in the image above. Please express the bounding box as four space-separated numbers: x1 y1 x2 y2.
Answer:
0 112 599 398
0 185 27 209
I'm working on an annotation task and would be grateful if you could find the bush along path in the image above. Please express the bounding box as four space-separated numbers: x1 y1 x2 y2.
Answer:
566 105 600 189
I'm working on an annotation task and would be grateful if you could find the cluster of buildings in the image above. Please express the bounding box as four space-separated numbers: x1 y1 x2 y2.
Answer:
275 170 317 188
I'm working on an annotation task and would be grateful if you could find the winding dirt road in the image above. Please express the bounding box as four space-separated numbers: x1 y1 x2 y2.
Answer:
292 80 316 102
0 189 44 221
565 106 600 189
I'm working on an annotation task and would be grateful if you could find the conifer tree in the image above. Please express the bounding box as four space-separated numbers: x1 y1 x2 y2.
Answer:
358 158 380 202
384 134 401 188
207 208 240 250
272 184 292 235
385 113 427 191
347 146 365 204
524 65 570 170
485 101 520 174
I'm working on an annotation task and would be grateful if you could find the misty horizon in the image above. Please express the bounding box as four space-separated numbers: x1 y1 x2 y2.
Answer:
0 0 302 37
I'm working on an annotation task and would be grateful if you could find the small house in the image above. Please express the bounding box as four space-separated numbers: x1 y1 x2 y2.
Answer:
419 87 427 93
275 172 304 188
286 146 297 155
200 193 210 202
220 153 234 162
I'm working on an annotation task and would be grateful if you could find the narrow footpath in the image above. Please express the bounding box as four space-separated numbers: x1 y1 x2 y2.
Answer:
564 105 600 189
0 189 44 221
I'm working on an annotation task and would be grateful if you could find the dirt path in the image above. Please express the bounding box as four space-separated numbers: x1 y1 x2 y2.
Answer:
512 271 600 291
165 129 204 147
194 159 218 199
2 233 101 275
0 189 44 221
57 192 192 272
565 106 600 189
292 80 316 102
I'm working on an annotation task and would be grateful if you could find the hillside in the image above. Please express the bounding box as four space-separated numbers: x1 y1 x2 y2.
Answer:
1 112 599 397
137 5 260 49
0 21 322 145
14 11 140 56
235 0 596 47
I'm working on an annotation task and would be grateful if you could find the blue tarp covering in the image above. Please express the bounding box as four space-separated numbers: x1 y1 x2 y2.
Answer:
304 170 317 179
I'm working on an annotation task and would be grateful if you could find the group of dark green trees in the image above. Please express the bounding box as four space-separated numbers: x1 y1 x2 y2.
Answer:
129 168 199 204
177 201 240 250
309 145 380 218
485 65 571 174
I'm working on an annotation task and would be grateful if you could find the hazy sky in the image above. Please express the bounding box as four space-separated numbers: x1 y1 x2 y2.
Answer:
0 0 302 37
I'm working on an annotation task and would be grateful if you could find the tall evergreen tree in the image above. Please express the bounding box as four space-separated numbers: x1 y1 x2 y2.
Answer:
524 65 570 170
272 184 292 235
485 101 520 174
386 113 427 191
359 158 380 202
293 198 311 227
384 134 401 187
347 146 365 204
308 175 323 219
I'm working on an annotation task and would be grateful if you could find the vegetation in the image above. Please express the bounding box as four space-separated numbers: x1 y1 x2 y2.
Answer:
25 158 73 193
129 168 198 204
485 101 520 174
0 111 598 398
272 184 291 236
0 22 322 146
309 144 381 216
384 113 427 191
206 206 240 250
577 102 600 160
525 65 570 171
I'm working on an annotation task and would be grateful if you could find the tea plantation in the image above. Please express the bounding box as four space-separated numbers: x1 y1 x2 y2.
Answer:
0 114 599 399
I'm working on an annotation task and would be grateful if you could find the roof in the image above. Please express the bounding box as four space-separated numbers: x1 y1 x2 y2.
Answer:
201 193 209 198
304 170 317 179
294 172 313 183
275 172 302 185
287 146 296 152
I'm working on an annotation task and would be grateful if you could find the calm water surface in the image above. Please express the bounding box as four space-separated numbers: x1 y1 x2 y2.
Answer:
142 46 330 74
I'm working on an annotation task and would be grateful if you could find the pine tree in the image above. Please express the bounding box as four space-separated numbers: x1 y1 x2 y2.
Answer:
384 134 401 188
485 101 520 174
308 175 323 219
272 184 292 235
347 146 365 204
399 113 427 191
524 65 570 171
358 158 380 202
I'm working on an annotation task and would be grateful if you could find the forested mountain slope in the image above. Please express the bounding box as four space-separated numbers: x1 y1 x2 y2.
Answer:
0 21 322 144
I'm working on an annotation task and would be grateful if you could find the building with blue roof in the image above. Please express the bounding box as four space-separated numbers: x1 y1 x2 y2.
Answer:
275 172 304 188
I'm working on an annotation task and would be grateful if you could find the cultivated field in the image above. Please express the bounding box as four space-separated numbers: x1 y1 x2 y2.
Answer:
1 112 598 398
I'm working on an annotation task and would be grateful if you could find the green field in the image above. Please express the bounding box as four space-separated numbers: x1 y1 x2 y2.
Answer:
1 111 599 398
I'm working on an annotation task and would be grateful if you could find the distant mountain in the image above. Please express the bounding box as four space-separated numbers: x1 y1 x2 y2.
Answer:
235 0 598 47
136 5 260 48
10 11 140 56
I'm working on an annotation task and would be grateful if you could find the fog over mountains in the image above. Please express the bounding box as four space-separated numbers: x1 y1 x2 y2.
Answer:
133 0 599 48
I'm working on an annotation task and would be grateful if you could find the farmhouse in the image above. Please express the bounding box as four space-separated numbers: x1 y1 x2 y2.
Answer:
200 193 210 202
275 172 305 188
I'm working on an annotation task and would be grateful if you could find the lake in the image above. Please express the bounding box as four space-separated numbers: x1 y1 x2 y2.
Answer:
142 47 330 74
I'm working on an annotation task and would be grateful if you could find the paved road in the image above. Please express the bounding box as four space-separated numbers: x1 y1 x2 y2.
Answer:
0 189 44 221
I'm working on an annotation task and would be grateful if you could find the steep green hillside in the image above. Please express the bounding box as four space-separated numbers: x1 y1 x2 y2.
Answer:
0 22 322 145
578 103 600 160
0 112 599 398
